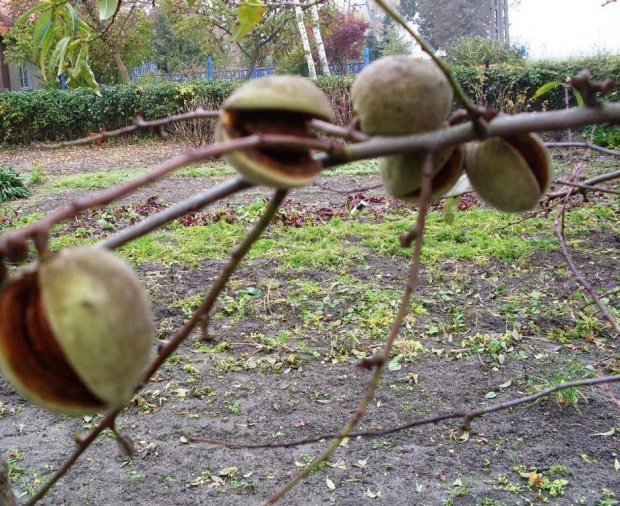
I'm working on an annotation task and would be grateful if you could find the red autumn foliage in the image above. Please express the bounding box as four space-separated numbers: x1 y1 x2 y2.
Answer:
320 9 369 71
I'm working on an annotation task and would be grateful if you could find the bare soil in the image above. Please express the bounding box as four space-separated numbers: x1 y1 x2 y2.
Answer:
0 141 618 506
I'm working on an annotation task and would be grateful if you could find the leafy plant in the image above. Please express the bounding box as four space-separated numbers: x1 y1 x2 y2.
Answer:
0 165 30 202
584 125 620 150
446 36 523 66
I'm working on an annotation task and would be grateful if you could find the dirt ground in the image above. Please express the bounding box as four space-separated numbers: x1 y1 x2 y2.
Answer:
0 141 618 506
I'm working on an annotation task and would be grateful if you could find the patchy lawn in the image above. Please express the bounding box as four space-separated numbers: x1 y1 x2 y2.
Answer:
0 140 618 505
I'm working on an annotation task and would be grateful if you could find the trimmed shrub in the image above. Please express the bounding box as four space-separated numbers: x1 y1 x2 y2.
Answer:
1 55 619 144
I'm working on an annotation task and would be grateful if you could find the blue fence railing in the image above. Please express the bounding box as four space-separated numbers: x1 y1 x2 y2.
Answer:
131 55 368 82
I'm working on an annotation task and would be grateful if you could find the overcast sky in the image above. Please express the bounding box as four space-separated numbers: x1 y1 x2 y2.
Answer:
509 0 620 58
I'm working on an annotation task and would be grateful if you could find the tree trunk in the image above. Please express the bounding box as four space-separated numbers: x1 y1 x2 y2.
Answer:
242 46 260 80
111 48 130 84
294 5 317 80
310 4 330 76
83 0 130 84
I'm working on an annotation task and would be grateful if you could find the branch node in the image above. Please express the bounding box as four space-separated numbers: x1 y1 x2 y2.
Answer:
357 355 385 370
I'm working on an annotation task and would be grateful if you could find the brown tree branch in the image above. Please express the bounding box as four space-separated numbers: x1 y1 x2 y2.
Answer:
34 108 222 149
313 181 383 195
25 190 288 505
25 411 119 506
553 144 620 335
0 134 338 257
190 375 620 449
331 102 620 165
97 176 253 250
263 153 435 505
554 179 620 196
546 141 620 157
309 119 370 142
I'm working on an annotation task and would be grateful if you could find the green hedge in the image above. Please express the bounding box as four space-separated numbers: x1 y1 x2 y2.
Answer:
453 55 620 112
1 56 618 144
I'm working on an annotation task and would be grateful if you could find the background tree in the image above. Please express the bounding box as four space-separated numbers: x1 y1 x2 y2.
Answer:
377 15 411 57
445 36 523 66
399 0 490 49
321 7 369 74
88 8 154 83
2 0 151 85
163 0 295 78
151 10 206 73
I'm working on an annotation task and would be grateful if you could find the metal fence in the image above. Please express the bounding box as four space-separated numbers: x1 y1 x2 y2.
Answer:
131 51 370 82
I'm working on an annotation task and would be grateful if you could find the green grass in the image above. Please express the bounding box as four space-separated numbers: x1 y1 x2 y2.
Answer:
174 164 235 178
51 170 139 189
97 199 619 270
325 159 379 176
47 163 232 191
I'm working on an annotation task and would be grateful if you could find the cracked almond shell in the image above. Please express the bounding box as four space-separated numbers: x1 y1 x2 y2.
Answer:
464 134 552 213
217 75 335 189
351 56 453 135
0 247 153 415
380 145 464 204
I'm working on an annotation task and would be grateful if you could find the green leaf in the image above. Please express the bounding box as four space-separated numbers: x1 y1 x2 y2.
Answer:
15 3 49 27
534 81 562 98
232 0 265 43
49 37 71 78
443 196 458 226
65 3 79 36
39 28 56 80
67 45 86 84
573 89 584 107
186 0 197 6
81 60 101 96
32 8 53 58
387 354 402 372
97 0 119 21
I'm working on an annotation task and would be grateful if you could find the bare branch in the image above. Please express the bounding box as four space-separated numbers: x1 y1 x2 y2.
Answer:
554 179 620 196
328 103 620 166
264 153 435 505
553 144 620 335
97 177 253 250
0 134 339 257
190 375 620 449
546 141 620 157
313 181 383 195
309 119 370 142
35 108 221 149
25 191 288 505
26 411 119 506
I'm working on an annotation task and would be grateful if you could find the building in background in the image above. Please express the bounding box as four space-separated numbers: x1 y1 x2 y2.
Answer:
0 20 42 92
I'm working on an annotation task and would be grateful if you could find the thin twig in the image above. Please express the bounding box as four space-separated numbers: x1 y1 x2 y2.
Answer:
0 134 338 256
190 375 620 449
25 411 119 505
98 176 253 250
264 153 435 505
546 142 620 157
323 102 620 167
309 119 370 142
554 179 620 196
555 229 620 334
141 189 288 382
553 142 620 335
34 108 221 148
546 169 620 200
313 181 383 195
581 287 620 310
26 191 288 505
